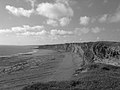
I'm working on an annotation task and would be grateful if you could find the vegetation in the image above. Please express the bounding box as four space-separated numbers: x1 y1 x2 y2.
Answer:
22 76 120 90
22 63 120 90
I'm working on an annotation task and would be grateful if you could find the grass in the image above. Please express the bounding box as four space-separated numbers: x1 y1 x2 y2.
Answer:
22 63 120 90
22 76 120 90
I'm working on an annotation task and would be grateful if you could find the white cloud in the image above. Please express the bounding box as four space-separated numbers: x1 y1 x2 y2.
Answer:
75 27 90 35
47 19 58 27
0 25 74 39
98 5 120 23
50 29 73 36
0 29 12 33
80 16 90 25
26 0 36 8
5 0 73 26
104 0 108 3
91 27 104 33
74 27 104 35
99 14 108 23
88 3 93 8
36 2 73 19
0 25 44 35
80 27 90 34
98 13 120 23
96 37 100 40
6 5 34 17
55 0 69 5
98 12 120 23
19 30 47 36
5 0 35 17
0 25 103 38
109 9 120 23
12 25 44 32
36 1 73 27
47 17 71 27
59 17 71 26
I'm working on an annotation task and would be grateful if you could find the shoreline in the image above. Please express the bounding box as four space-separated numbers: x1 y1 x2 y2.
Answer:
0 49 38 58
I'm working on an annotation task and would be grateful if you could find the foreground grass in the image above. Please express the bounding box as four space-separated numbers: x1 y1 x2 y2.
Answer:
22 63 120 90
22 76 120 90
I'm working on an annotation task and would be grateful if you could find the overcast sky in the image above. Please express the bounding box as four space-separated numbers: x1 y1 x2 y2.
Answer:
0 0 120 45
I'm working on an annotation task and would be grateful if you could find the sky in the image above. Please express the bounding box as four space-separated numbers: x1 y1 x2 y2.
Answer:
0 0 120 45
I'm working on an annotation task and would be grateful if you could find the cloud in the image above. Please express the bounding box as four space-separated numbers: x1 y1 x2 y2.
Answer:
98 12 120 23
0 25 104 42
104 0 108 3
49 29 73 40
5 0 73 26
59 17 71 26
99 14 108 23
19 30 47 36
91 27 104 33
96 37 100 40
26 0 36 8
6 5 34 17
55 0 69 5
18 29 73 39
0 29 12 33
0 25 44 35
50 29 73 36
109 7 120 23
98 5 120 23
47 19 58 27
0 25 74 38
5 0 35 17
36 1 73 27
12 25 44 32
36 2 73 19
47 17 71 27
88 3 93 8
80 16 90 26
74 27 104 35
74 27 90 35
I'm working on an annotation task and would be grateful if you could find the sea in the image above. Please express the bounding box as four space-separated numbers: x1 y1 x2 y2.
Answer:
0 45 35 57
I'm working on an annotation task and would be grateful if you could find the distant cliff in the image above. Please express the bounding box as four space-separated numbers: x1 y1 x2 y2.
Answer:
38 41 120 67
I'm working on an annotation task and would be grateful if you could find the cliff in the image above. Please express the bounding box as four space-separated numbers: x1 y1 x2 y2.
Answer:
38 41 120 67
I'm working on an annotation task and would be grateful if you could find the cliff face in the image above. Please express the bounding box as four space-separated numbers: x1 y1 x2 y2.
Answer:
38 41 120 67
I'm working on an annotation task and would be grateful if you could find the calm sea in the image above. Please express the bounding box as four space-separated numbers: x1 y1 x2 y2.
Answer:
0 46 35 56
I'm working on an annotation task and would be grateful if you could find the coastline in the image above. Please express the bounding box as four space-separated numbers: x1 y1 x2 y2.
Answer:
0 49 38 58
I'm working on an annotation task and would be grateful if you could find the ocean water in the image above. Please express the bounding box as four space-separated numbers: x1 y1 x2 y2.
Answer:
0 45 34 56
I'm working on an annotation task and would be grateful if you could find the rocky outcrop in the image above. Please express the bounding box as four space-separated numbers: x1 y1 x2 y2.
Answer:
92 41 120 59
